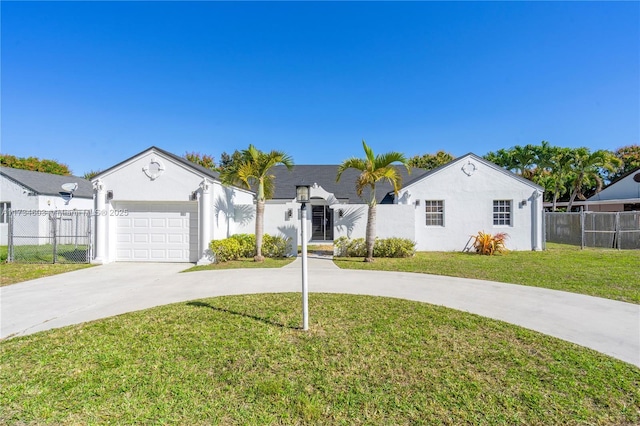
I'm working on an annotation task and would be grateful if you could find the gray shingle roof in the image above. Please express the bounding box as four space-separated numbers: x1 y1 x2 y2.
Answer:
269 165 428 203
1 167 94 198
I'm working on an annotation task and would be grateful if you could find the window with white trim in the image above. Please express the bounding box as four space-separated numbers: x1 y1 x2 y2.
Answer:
0 202 10 224
493 200 512 226
425 200 444 226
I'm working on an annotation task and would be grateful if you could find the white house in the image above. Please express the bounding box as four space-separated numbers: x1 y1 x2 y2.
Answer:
235 153 545 253
0 167 94 245
585 168 640 212
91 147 545 264
90 146 255 264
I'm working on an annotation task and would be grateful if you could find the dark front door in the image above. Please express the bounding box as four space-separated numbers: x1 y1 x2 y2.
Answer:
311 205 333 241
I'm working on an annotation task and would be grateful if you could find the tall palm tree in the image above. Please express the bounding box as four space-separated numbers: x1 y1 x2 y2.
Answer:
220 144 293 261
336 140 410 262
566 148 621 212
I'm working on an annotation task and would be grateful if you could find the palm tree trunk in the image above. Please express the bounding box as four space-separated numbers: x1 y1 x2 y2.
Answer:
365 203 376 262
566 188 579 212
254 200 265 262
566 172 584 212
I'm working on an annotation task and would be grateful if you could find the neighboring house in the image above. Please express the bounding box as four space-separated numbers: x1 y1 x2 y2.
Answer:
236 153 545 253
584 167 640 212
0 167 94 245
91 147 545 264
90 146 255 264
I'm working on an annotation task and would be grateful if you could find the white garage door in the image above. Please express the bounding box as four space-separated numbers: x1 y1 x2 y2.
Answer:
116 202 198 262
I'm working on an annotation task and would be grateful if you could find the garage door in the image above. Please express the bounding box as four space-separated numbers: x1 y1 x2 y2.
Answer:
116 202 198 262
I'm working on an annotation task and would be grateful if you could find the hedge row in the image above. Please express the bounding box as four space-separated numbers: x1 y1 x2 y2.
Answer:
209 234 291 263
334 236 416 258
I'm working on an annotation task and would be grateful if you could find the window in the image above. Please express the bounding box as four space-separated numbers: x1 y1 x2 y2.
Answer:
425 200 444 226
493 200 512 226
0 202 10 224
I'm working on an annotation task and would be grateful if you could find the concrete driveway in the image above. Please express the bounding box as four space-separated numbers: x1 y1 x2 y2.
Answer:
1 257 638 368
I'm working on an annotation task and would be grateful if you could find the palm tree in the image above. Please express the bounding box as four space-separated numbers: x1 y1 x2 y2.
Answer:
220 144 294 261
336 140 410 262
566 148 621 212
510 144 538 179
547 147 575 211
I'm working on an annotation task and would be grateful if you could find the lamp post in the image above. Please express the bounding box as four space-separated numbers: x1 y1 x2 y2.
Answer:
296 183 310 331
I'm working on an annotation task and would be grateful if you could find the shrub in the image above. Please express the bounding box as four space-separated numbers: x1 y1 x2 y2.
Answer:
209 233 291 262
334 236 416 258
373 237 416 258
471 231 509 255
209 238 242 263
229 234 255 258
334 237 366 257
262 234 292 258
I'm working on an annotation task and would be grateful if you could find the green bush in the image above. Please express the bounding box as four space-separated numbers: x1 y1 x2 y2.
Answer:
229 234 255 258
262 234 292 258
209 238 242 263
335 236 415 258
334 237 364 257
209 233 291 263
373 237 416 258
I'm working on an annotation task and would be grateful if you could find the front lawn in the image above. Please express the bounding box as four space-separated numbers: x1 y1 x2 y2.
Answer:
1 293 638 425
335 243 640 303
0 263 93 287
0 245 93 287
185 256 295 272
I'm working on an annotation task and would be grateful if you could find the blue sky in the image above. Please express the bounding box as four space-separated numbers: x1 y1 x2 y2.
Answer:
2 1 638 176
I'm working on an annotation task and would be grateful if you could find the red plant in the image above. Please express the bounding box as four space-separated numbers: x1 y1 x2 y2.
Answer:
471 231 509 255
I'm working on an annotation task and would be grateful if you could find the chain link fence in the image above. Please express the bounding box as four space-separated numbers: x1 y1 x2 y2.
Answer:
8 209 93 263
545 211 640 249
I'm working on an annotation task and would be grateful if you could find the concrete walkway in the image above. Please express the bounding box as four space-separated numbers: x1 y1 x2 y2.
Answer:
1 256 638 367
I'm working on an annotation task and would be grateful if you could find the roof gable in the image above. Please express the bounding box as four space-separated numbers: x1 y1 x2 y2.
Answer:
93 146 221 181
0 167 93 198
402 153 544 191
588 167 640 201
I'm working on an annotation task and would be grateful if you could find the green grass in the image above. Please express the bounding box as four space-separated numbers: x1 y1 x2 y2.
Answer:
335 243 640 304
185 256 295 272
0 244 93 287
1 293 638 425
9 243 90 263
0 262 94 286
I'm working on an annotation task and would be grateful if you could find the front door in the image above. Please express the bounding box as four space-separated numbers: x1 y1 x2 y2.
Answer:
311 205 333 241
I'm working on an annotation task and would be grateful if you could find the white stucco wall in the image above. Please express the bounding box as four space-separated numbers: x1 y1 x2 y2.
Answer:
400 157 543 251
233 201 299 256
211 183 255 240
332 204 415 242
235 200 416 257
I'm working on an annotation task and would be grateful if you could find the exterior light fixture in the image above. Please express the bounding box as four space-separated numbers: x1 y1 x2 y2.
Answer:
296 184 310 203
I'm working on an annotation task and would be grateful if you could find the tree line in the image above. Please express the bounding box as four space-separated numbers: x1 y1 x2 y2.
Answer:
482 143 638 211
